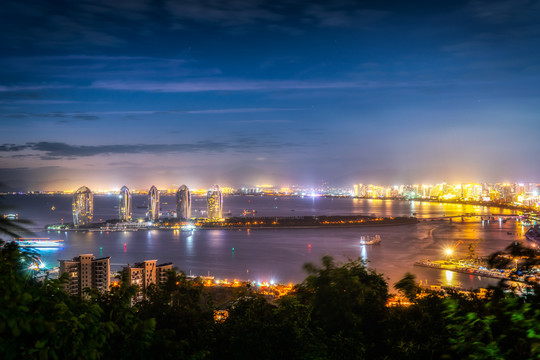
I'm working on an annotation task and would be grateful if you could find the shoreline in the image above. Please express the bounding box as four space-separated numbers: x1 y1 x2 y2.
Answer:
354 196 539 215
414 260 520 283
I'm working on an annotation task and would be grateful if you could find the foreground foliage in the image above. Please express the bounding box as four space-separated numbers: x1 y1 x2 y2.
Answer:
3 238 540 359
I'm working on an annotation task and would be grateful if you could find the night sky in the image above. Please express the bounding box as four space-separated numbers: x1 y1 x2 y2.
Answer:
1 0 539 191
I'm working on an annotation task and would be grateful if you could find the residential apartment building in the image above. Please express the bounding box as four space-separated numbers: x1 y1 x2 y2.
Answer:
58 254 110 296
124 260 174 300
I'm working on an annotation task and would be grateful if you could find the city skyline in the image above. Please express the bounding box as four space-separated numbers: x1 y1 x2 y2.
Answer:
1 0 540 191
5 180 540 194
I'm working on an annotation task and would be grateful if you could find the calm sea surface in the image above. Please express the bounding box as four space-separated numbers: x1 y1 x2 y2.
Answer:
3 194 528 289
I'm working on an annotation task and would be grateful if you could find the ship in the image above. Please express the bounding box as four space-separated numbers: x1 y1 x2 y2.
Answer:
13 238 64 248
359 235 381 245
181 224 196 232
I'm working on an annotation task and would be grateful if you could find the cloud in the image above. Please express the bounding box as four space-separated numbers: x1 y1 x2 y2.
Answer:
0 84 72 92
165 0 389 30
0 99 79 104
72 115 100 121
0 112 101 122
88 108 301 115
165 0 282 26
0 55 206 80
90 79 400 92
0 108 302 122
1 0 393 51
466 0 540 25
0 144 29 151
303 5 388 28
0 139 296 158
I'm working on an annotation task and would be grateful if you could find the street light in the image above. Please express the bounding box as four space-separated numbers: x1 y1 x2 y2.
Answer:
445 248 454 261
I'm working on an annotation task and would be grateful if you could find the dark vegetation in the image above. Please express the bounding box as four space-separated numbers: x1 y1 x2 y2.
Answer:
3 210 540 359
200 215 418 229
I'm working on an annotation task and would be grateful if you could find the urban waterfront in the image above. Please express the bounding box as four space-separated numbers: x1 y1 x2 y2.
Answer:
7 194 526 289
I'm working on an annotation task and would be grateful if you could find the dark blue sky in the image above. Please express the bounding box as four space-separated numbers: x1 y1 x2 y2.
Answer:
1 0 539 190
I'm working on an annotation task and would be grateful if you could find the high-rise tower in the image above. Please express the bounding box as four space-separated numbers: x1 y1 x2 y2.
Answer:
119 185 132 221
176 185 191 220
72 186 93 227
148 185 160 221
207 185 223 220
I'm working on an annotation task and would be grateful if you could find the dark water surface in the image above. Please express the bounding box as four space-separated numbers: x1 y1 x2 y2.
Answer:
4 195 528 289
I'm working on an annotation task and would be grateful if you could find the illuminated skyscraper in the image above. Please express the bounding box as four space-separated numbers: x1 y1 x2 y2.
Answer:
207 185 223 220
119 185 132 221
72 186 93 227
176 185 191 220
148 185 160 221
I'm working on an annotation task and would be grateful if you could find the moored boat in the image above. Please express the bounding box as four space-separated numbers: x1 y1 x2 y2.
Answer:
359 235 381 245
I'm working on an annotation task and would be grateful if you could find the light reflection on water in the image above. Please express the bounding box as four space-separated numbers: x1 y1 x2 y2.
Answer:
360 244 368 262
444 270 455 287
7 195 524 289
186 234 193 255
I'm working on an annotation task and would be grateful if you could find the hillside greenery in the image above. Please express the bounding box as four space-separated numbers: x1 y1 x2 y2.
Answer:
3 238 540 359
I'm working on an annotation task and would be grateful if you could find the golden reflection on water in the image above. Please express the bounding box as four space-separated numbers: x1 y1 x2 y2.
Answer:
442 270 458 287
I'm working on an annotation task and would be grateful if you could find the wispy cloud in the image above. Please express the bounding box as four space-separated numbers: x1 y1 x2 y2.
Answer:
0 84 72 92
1 112 100 121
165 0 281 26
86 108 302 115
0 138 296 158
90 79 397 92
0 100 79 105
1 108 303 122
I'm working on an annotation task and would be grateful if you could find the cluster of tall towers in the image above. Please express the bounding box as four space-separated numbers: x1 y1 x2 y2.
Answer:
72 185 223 227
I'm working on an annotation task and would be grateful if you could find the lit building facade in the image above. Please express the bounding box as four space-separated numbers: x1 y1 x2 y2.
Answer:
119 185 132 221
207 184 223 220
72 186 93 227
148 185 160 221
176 185 191 220
59 254 110 296
125 260 173 301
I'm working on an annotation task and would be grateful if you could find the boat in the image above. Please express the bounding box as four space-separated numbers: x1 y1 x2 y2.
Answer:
181 224 196 232
13 238 64 248
359 235 381 245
